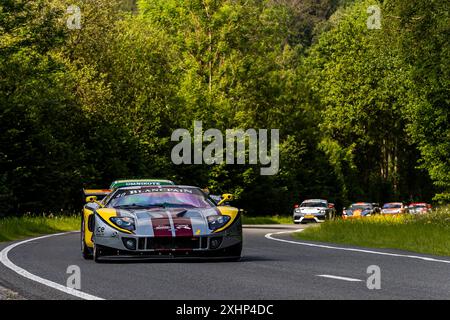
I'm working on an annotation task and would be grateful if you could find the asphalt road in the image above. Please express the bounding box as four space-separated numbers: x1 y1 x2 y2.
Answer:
1 224 449 300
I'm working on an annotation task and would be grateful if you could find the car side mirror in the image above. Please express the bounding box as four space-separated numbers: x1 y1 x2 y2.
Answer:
86 196 97 203
217 193 233 206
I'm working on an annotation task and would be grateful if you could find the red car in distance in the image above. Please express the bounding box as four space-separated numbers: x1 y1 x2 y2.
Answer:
408 202 432 214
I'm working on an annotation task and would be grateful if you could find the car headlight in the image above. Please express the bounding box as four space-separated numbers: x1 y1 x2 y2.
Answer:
207 215 231 231
320 209 326 214
110 217 135 231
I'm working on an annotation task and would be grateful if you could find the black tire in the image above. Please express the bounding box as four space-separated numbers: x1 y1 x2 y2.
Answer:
91 217 104 263
81 216 92 260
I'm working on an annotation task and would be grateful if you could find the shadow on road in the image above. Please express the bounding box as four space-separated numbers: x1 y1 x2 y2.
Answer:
94 254 276 264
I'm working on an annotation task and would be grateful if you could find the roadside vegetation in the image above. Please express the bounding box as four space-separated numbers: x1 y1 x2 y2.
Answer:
1 0 448 218
0 213 292 242
0 215 79 242
293 207 450 256
242 215 292 225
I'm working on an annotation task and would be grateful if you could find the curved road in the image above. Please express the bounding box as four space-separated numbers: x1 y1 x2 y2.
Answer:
1 225 449 300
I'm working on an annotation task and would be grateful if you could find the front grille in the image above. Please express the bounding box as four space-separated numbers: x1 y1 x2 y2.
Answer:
200 237 208 249
138 238 145 250
137 237 204 250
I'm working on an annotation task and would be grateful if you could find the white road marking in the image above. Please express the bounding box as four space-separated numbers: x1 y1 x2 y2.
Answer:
2 226 449 299
265 229 450 264
316 275 362 282
0 232 104 300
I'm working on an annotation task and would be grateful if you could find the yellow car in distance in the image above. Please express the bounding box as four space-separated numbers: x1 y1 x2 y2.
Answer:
342 202 380 219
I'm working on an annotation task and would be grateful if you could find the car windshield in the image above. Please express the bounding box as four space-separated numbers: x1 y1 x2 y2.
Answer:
107 187 214 209
301 202 327 208
383 203 402 209
350 204 372 210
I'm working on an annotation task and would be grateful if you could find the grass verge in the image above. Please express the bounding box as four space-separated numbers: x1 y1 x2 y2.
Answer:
242 215 292 224
293 207 450 256
0 215 80 242
0 214 292 242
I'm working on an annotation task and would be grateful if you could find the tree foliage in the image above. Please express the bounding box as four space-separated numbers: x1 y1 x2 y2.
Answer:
0 0 447 216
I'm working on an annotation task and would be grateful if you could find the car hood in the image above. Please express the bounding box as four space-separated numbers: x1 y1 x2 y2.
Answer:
115 207 220 237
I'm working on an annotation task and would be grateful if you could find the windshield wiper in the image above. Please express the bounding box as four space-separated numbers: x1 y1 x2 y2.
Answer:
114 203 198 209
114 204 165 209
161 203 197 208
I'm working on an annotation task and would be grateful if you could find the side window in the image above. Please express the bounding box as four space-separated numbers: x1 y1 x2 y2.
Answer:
101 190 115 206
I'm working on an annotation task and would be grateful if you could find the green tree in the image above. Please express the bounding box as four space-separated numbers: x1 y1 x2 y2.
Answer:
384 0 449 202
304 0 433 202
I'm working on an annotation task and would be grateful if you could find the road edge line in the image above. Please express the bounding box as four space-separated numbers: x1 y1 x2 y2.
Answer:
0 232 104 300
265 229 450 264
316 274 363 282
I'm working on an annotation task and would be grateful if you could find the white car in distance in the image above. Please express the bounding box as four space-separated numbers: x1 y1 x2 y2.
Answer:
293 199 335 224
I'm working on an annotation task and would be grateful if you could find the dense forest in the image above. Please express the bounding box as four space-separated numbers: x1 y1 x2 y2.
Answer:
0 0 448 216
